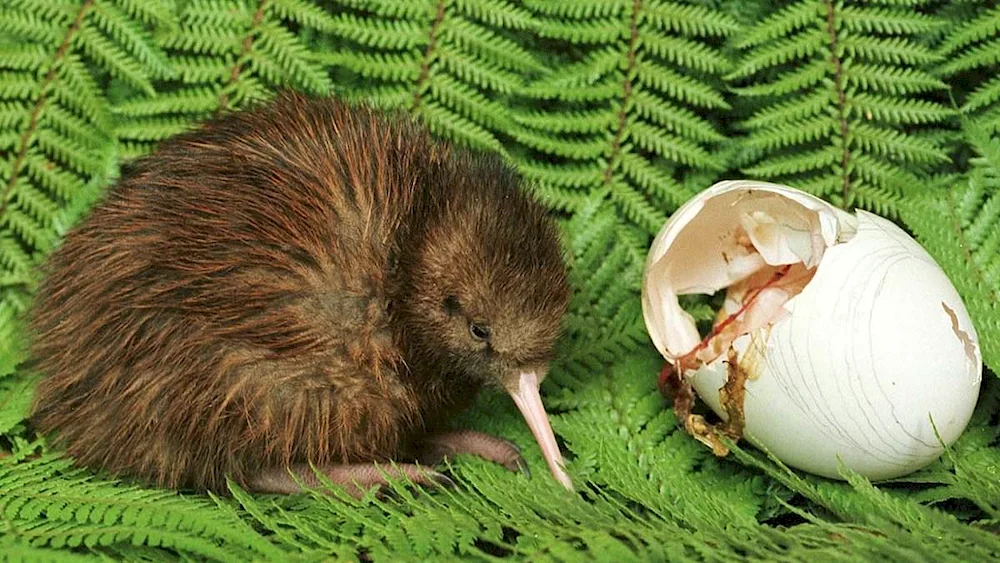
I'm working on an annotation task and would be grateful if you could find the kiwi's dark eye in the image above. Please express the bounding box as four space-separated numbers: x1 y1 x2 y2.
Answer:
443 295 461 316
469 322 491 341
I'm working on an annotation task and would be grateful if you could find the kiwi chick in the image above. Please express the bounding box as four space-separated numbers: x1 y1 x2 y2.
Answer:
27 91 572 496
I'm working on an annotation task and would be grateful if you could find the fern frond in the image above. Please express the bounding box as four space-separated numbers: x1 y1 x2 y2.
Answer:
838 5 942 35
550 196 651 387
0 0 172 327
313 0 540 153
938 5 1000 60
508 124 608 159
114 0 334 154
937 6 1000 131
643 0 741 38
89 1 173 81
938 41 1000 75
0 454 284 560
900 128 1000 373
732 58 828 97
841 35 940 66
736 1 819 48
516 0 734 234
0 540 99 563
0 361 32 437
731 0 952 214
844 64 948 96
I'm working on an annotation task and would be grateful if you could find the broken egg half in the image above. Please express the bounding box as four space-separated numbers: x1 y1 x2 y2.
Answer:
641 180 982 480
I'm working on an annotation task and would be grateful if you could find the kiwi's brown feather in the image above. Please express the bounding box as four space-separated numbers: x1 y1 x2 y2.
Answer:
27 91 568 493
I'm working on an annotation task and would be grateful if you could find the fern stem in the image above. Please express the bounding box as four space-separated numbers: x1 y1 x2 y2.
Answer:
0 0 95 222
945 187 994 300
823 0 851 203
218 0 270 114
411 0 448 112
602 0 642 187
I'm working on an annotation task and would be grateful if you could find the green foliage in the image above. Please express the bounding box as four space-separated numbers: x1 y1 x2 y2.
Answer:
900 124 1000 373
514 0 737 234
0 0 171 343
316 0 540 153
113 0 335 157
936 4 1000 134
0 452 282 560
548 194 650 393
730 0 953 216
1 0 1000 561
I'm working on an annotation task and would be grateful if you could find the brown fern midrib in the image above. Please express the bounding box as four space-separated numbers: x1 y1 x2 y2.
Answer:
411 0 448 111
824 0 851 203
603 0 642 187
0 0 95 223
218 0 269 114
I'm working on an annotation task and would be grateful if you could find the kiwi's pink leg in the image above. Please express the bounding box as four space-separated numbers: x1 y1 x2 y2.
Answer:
416 429 528 475
247 463 454 497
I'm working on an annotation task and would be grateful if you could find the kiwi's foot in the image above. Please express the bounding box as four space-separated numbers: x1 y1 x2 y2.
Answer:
247 462 454 498
415 429 529 476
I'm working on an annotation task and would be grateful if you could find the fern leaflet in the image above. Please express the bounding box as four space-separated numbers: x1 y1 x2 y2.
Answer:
315 0 539 153
899 125 1000 373
113 0 334 157
0 0 171 338
513 0 737 235
730 0 952 216
937 4 1000 134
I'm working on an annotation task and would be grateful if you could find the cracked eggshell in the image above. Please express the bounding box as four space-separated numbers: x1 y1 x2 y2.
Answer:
642 180 982 480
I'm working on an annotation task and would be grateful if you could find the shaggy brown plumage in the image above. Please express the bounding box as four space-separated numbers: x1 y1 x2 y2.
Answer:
28 91 571 495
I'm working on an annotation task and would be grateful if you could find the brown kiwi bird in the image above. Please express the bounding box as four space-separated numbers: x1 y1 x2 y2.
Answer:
27 91 573 496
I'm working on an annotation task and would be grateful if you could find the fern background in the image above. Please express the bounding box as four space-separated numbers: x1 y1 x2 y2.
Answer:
2 0 1000 560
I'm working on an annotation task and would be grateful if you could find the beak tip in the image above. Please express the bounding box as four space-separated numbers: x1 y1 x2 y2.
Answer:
557 471 574 491
508 370 575 492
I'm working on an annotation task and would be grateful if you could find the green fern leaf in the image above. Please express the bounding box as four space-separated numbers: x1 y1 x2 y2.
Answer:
418 101 503 152
523 0 624 19
439 17 544 74
844 64 948 96
550 195 651 384
644 0 740 38
317 50 421 82
508 124 608 159
114 0 334 154
0 540 98 563
517 0 735 235
736 0 819 48
900 128 1000 373
314 0 540 152
732 58 828 97
0 362 32 436
841 35 940 66
964 76 1000 117
839 5 942 35
937 5 1000 132
732 0 952 214
0 455 284 560
89 1 173 80
0 0 172 326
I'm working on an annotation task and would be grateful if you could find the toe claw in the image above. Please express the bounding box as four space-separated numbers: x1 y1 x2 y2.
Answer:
502 437 522 456
496 437 529 476
431 472 456 489
510 456 531 478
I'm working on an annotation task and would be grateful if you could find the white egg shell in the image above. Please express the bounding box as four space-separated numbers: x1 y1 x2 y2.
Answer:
642 180 983 480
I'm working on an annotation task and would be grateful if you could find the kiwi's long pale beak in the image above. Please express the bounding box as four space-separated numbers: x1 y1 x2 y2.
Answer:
506 370 573 490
